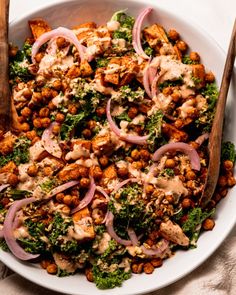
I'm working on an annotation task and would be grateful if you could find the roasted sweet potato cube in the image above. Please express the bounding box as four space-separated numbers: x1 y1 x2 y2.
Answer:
103 164 117 180
66 65 81 78
28 19 51 39
80 60 93 77
104 73 120 85
92 133 114 155
72 139 91 151
143 24 169 47
73 22 97 30
72 207 95 240
0 135 15 156
0 161 17 174
162 123 188 142
58 163 81 181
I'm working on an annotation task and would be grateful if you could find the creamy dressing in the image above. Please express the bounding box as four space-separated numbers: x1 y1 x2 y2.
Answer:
179 98 196 119
65 144 90 161
69 217 94 240
96 232 111 254
106 20 120 31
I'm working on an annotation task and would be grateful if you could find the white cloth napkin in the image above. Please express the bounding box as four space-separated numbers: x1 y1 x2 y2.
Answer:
1 0 236 294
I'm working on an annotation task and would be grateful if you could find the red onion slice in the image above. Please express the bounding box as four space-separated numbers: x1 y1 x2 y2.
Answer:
141 239 169 256
96 186 110 201
151 70 167 98
127 228 139 246
143 59 152 98
31 27 85 63
71 178 96 214
153 142 201 171
3 197 39 260
42 122 62 158
132 7 153 59
195 133 209 146
105 211 132 246
106 99 149 145
47 180 80 198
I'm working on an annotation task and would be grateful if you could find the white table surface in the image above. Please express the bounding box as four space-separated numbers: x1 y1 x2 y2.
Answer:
3 1 236 295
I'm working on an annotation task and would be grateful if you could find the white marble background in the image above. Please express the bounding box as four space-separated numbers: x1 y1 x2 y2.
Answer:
0 0 235 294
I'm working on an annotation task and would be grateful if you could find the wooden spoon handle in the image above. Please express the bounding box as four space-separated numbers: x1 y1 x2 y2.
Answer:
200 19 236 207
0 0 11 132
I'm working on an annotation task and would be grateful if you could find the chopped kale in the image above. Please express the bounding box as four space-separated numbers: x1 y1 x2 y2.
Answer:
6 189 31 200
57 268 72 277
115 111 132 122
159 168 175 178
182 207 215 242
94 225 106 235
111 11 134 43
40 179 58 193
182 55 198 65
0 239 9 252
93 265 131 289
158 77 183 91
146 110 163 145
96 57 109 68
113 86 145 103
60 113 86 140
0 137 31 167
221 141 236 163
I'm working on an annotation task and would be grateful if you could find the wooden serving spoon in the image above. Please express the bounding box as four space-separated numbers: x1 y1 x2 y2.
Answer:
200 19 236 208
0 0 11 132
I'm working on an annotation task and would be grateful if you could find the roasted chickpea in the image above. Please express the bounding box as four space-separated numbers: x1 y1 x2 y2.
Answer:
131 263 144 274
218 175 227 187
23 88 33 99
227 176 236 187
68 104 77 115
56 193 65 203
223 160 233 171
52 124 61 135
162 86 173 96
219 188 228 198
41 117 51 128
139 149 150 161
80 177 90 188
96 107 106 117
82 129 92 139
56 37 69 48
165 158 175 168
165 195 174 204
48 101 57 110
85 268 94 282
20 122 30 132
205 72 215 83
42 87 52 99
27 164 38 177
185 170 196 180
202 218 215 231
182 198 192 209
145 184 154 195
52 80 62 91
168 29 180 41
99 155 109 167
128 106 138 119
40 260 51 269
35 52 44 63
21 107 32 117
143 262 154 274
55 113 65 123
69 169 80 180
176 40 188 52
32 92 43 103
87 120 97 130
46 264 58 275
131 149 140 160
151 258 163 268
63 195 73 206
51 90 58 98
8 174 19 187
39 107 50 118
33 118 42 128
190 51 200 62
61 205 71 215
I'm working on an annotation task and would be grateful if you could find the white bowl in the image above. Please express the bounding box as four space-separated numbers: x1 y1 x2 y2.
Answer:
1 1 236 294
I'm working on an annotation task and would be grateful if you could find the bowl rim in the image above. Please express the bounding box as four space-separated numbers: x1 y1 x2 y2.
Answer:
2 1 236 295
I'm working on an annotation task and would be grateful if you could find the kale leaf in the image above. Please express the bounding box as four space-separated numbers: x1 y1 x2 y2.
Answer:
182 55 198 65
0 137 31 167
93 265 131 289
60 113 86 140
40 178 58 193
111 11 135 43
221 141 236 163
146 110 163 144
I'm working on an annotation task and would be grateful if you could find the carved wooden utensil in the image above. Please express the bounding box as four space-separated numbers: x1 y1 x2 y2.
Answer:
200 19 236 207
0 0 11 132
